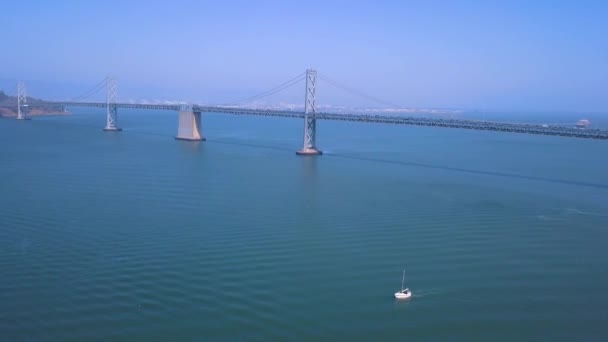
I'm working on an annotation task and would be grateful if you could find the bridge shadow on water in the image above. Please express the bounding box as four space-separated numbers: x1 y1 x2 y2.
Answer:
326 153 608 190
205 138 296 153
205 138 608 190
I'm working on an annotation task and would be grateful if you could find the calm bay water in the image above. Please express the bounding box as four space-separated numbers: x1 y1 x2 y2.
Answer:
1 109 607 341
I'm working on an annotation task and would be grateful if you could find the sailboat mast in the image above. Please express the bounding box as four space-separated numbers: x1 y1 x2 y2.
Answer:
401 269 405 290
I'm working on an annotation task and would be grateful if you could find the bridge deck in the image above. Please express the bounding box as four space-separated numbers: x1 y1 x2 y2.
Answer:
3 101 607 140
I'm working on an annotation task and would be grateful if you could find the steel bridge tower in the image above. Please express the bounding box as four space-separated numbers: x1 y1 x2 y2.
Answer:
16 81 29 120
103 76 122 131
296 69 322 155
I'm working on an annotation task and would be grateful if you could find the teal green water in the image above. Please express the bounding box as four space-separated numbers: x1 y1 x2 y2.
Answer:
1 110 607 341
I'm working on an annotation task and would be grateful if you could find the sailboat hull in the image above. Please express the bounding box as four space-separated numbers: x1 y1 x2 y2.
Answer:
394 291 412 299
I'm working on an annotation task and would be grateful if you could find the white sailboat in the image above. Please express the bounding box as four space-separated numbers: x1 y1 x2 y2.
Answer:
394 268 412 299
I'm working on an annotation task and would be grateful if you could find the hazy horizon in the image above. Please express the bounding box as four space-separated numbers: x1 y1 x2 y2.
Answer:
1 1 606 113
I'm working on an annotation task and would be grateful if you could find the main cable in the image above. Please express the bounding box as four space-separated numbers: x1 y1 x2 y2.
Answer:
221 72 305 106
70 78 107 102
317 74 405 110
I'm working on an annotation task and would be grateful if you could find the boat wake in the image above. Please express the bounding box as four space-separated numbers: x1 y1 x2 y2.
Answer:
399 288 478 304
408 289 442 298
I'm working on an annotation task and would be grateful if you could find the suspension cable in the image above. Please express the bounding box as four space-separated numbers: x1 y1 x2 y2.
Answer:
70 78 107 102
221 72 306 106
317 74 406 110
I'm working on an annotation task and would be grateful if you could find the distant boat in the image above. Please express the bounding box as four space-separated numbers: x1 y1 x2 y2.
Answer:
576 119 590 129
394 268 412 299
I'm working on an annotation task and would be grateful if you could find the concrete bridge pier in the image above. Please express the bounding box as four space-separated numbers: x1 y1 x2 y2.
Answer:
175 105 205 141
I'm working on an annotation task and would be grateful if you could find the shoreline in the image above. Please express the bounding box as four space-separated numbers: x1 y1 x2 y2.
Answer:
0 108 71 117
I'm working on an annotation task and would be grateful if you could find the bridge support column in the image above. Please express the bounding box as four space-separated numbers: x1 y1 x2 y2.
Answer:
296 69 322 156
103 76 122 131
175 105 205 141
16 81 30 120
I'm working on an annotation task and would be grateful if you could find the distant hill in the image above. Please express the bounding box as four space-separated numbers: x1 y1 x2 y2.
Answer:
0 91 10 103
0 91 68 117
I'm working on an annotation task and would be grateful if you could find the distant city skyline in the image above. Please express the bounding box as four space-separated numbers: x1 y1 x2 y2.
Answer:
0 0 606 112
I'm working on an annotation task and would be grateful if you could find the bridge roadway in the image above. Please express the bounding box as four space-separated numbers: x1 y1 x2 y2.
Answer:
8 101 608 140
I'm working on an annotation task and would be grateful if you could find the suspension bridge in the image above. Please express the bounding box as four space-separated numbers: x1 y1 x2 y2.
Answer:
3 70 608 155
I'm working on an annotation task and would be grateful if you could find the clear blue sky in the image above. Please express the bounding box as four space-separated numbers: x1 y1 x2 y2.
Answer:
0 0 606 112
